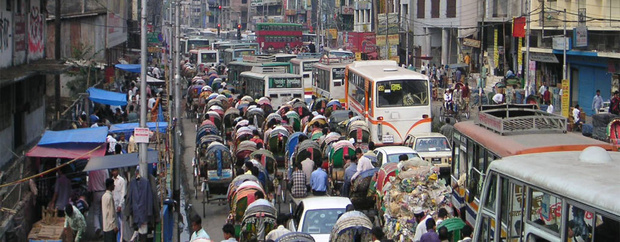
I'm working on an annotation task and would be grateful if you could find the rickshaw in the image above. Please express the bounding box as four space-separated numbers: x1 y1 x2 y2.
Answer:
216 94 232 110
320 132 342 159
229 181 265 226
240 199 278 241
267 126 290 167
235 140 258 167
349 168 379 210
328 140 355 195
292 101 311 118
277 104 293 117
263 113 284 132
234 126 255 148
227 174 260 205
328 211 373 242
310 98 329 114
304 115 328 140
208 105 225 118
186 79 206 121
193 134 224 199
293 140 322 167
257 97 274 115
274 232 315 242
202 111 223 131
250 149 277 178
324 100 342 118
284 111 302 132
196 123 220 145
346 120 370 151
224 108 241 139
438 82 470 122
202 142 234 204
246 107 266 127
285 132 308 168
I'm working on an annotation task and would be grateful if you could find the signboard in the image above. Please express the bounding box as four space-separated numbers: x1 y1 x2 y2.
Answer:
376 34 399 46
463 38 481 48
573 26 587 48
494 29 499 68
134 128 151 143
517 38 523 71
552 37 570 51
342 6 354 15
529 52 559 63
561 79 570 117
147 33 160 44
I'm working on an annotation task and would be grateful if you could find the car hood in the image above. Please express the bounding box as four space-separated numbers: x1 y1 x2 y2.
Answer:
417 151 451 158
310 233 331 242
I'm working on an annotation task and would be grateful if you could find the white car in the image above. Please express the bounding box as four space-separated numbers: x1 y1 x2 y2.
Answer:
373 146 419 167
288 197 352 241
404 133 452 167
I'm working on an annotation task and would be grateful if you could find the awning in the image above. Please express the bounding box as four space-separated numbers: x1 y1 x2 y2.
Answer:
109 122 168 137
87 87 127 106
83 150 159 172
115 64 141 73
26 143 107 159
530 52 559 63
148 75 165 84
38 126 109 145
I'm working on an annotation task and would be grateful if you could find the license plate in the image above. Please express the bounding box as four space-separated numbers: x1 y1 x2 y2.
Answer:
382 135 394 143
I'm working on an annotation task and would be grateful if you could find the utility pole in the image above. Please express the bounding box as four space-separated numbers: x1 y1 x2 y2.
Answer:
174 1 182 241
480 0 485 73
562 8 567 80
524 0 531 97
385 0 388 60
139 0 149 178
54 0 61 120
406 14 409 66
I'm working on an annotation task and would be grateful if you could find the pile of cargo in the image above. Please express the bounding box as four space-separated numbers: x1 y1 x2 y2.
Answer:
377 160 453 241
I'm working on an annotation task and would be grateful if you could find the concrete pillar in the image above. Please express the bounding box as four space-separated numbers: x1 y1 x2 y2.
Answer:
441 28 448 65
425 28 431 57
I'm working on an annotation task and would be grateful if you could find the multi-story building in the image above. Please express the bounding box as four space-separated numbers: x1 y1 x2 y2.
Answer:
527 0 620 116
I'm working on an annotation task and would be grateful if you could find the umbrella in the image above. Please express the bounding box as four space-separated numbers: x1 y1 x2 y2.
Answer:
437 218 466 232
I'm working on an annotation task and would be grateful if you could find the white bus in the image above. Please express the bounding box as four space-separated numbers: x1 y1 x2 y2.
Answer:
290 54 322 102
222 48 257 65
189 49 220 70
312 56 353 105
344 60 431 146
474 147 620 242
240 67 303 108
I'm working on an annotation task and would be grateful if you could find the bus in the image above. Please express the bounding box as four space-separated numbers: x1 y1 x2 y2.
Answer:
302 33 317 45
344 60 431 146
312 56 353 105
239 67 303 108
474 147 620 241
256 23 303 52
227 56 293 88
450 104 615 228
222 48 257 65
213 42 260 55
290 53 322 102
183 38 212 54
189 49 220 69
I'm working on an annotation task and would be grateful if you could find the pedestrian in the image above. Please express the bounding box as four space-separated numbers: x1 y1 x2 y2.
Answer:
190 215 210 241
341 155 358 197
457 225 473 242
102 178 118 242
106 133 117 155
88 169 109 237
371 226 385 242
436 208 448 226
573 104 584 125
49 169 72 217
221 223 237 242
301 156 314 187
290 163 308 198
352 151 375 180
310 163 328 196
611 91 620 115
265 214 291 241
127 105 139 122
592 90 603 114
420 218 440 242
412 209 432 242
308 42 316 53
63 204 87 242
111 168 126 239
546 100 554 114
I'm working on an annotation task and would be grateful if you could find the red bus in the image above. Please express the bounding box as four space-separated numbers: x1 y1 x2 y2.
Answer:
256 23 303 52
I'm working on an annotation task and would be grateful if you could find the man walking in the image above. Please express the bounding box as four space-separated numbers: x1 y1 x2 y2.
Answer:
592 90 604 114
111 168 126 239
88 169 109 237
102 178 118 242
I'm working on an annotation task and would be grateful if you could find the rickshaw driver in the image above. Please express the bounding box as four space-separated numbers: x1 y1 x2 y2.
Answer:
444 89 456 114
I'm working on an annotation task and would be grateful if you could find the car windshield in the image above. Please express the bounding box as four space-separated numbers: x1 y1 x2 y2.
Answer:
376 80 429 107
386 153 419 163
414 137 451 152
302 208 345 234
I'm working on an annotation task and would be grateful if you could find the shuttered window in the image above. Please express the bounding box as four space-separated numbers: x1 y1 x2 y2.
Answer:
431 0 439 18
446 0 456 18
417 0 425 18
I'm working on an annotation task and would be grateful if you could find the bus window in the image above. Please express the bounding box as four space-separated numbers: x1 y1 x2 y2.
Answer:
566 205 593 242
529 188 562 234
483 173 497 211
201 53 217 63
499 181 527 242
479 216 496 241
593 214 620 241
376 80 428 107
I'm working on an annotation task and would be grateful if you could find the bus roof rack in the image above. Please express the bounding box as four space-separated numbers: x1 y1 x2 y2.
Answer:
296 53 323 59
476 104 567 135
250 66 287 73
243 55 276 63
319 55 355 65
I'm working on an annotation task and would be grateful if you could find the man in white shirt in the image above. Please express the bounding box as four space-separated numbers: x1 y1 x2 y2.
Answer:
492 93 504 104
111 168 126 239
147 94 156 111
547 101 555 114
301 157 315 186
102 178 118 242
538 82 548 96
412 209 432 242
444 89 453 113
152 66 161 79
106 134 117 154
573 104 583 124
190 215 210 241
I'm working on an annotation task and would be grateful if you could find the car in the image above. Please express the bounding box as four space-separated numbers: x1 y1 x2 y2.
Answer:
403 133 452 167
287 197 352 241
328 49 354 59
373 146 419 167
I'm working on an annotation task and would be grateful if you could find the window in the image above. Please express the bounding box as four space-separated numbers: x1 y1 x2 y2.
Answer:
243 76 265 98
301 208 345 234
332 68 345 80
431 0 439 18
417 0 425 18
566 204 594 242
0 86 12 130
414 137 450 152
529 188 562 234
348 72 366 109
200 52 217 63
317 69 330 92
376 80 428 107
446 0 456 18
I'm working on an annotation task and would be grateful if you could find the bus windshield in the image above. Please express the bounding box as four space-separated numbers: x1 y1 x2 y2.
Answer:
201 53 217 63
415 137 450 152
269 78 302 88
188 40 210 50
376 80 428 107
235 50 255 58
332 68 345 80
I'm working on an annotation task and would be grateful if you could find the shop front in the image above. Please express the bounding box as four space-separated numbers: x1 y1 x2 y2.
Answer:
564 53 611 116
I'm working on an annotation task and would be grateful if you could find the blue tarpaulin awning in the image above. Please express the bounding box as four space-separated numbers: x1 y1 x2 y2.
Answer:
83 150 159 171
38 127 109 145
109 122 168 137
115 64 141 73
87 87 127 106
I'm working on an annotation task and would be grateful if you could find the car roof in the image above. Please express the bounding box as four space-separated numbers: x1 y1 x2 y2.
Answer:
300 197 352 210
374 146 417 154
408 132 448 138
